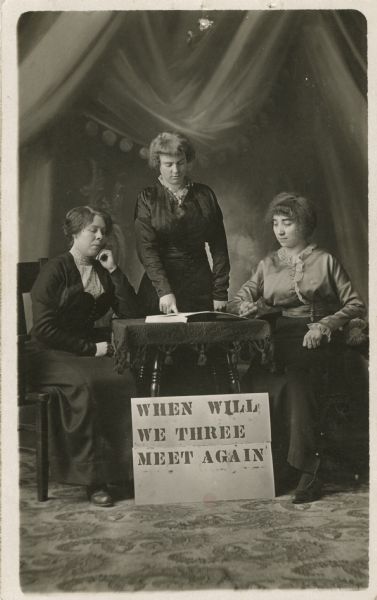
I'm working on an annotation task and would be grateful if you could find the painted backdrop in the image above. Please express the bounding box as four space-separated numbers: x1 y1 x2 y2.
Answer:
18 10 367 301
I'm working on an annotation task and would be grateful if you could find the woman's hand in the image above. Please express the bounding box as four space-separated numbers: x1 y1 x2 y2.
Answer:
303 329 323 349
239 300 258 318
95 342 115 357
213 300 227 312
159 293 178 314
97 249 117 273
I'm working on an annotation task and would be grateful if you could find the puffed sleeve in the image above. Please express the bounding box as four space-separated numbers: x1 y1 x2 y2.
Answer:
31 259 96 356
109 267 143 317
134 190 172 297
317 255 366 332
227 260 265 314
206 191 230 301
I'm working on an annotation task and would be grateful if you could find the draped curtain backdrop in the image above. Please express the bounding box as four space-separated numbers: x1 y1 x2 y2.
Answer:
18 10 368 302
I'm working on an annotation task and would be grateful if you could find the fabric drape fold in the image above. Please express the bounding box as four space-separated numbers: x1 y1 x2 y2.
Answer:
19 12 124 145
303 16 367 163
19 145 53 260
300 14 367 301
91 12 298 152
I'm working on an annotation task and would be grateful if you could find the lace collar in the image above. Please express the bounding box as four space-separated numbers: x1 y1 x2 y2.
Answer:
69 248 104 298
158 176 192 206
70 247 94 266
277 244 316 304
277 244 317 266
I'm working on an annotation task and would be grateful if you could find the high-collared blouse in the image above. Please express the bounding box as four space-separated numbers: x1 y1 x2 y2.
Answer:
227 244 365 333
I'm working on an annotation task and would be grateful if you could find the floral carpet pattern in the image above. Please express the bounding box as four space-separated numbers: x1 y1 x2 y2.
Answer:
19 448 369 593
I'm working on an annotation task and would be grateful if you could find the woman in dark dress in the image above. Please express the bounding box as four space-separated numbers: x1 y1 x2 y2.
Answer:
135 132 230 315
28 206 142 507
227 192 366 503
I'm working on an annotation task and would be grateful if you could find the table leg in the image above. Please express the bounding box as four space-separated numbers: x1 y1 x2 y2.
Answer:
137 361 147 397
209 361 221 394
150 350 163 397
226 351 241 393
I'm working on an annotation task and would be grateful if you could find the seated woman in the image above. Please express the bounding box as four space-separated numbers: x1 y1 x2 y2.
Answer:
135 131 230 315
28 206 142 507
227 192 366 503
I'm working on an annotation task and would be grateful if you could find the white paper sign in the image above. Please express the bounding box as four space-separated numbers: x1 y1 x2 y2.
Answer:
131 393 275 505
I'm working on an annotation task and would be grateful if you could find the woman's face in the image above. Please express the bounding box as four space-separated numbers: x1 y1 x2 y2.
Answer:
159 151 188 189
72 215 107 257
272 214 307 252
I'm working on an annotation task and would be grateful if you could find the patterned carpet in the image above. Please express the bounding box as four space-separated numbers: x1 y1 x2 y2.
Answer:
19 447 369 593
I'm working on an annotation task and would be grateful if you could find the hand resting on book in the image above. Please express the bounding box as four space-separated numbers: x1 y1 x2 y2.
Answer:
238 300 258 318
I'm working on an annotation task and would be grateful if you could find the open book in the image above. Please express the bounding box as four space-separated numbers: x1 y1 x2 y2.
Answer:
145 311 247 323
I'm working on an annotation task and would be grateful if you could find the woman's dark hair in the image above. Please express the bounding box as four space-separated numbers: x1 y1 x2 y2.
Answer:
148 132 196 169
265 192 317 238
63 206 113 247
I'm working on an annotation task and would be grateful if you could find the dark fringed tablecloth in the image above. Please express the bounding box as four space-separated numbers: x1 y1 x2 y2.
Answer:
112 318 271 374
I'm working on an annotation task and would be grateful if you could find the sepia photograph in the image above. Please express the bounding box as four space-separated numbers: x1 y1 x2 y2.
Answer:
1 0 375 597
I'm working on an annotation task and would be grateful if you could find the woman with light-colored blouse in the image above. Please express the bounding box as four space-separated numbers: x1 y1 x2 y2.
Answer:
227 192 365 503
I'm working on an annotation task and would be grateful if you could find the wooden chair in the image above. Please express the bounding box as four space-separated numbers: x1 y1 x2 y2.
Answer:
18 259 51 501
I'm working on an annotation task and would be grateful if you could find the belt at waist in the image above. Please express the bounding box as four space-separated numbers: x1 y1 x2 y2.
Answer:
281 304 337 319
161 245 207 262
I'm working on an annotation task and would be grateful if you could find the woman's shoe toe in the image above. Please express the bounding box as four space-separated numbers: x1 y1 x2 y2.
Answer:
87 485 114 507
292 472 322 504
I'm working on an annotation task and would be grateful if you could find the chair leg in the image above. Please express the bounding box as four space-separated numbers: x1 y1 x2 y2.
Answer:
36 399 49 501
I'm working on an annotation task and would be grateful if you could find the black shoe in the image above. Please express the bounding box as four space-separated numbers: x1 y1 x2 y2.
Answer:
292 472 322 504
86 484 114 507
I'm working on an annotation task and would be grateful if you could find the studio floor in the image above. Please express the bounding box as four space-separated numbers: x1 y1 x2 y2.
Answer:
19 446 369 593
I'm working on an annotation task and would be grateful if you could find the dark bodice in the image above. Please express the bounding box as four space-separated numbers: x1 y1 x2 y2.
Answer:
143 183 221 247
31 252 140 356
53 285 111 339
134 181 230 301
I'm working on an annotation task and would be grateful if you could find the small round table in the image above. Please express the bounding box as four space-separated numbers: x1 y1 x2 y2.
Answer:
112 318 271 397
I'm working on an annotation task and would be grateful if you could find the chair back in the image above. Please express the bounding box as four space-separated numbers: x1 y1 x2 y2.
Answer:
18 259 48 335
18 259 48 400
18 260 51 501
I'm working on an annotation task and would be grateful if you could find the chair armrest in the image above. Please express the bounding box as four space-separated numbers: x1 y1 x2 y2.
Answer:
344 318 368 346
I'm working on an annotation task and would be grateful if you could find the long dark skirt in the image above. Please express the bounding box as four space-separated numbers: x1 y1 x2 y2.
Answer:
242 317 343 475
27 344 136 486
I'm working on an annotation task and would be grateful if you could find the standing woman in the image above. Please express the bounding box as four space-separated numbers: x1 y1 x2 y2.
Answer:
28 206 142 507
227 192 366 503
135 132 230 315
